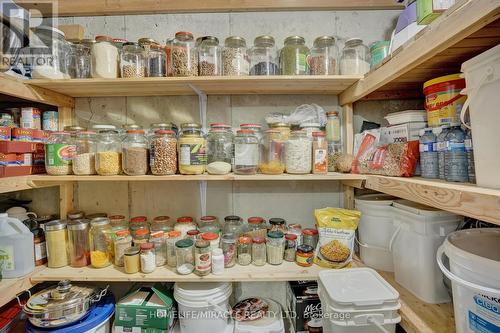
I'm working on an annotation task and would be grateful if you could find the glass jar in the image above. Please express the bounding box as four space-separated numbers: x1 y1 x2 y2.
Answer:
302 228 319 248
270 122 291 141
68 43 91 78
178 123 206 175
114 229 132 267
32 228 47 266
240 124 263 143
174 216 197 237
73 131 97 175
249 35 279 75
67 219 90 267
124 246 140 273
223 36 249 76
285 130 312 174
267 231 285 265
280 36 309 75
45 220 69 268
198 36 222 76
309 36 339 75
120 42 146 78
223 215 244 237
340 38 370 75
45 131 75 175
64 126 87 140
151 231 167 266
95 129 121 176
147 43 166 77
237 236 252 266
172 31 198 77
133 228 150 246
129 216 149 237
201 232 220 251
251 237 266 266
149 123 177 138
113 38 128 54
150 130 177 175
259 129 285 174
221 233 237 268
246 217 267 239
296 244 314 267
122 129 148 175
30 26 70 79
269 218 287 233
312 131 328 174
284 233 297 262
288 223 303 246
109 215 128 231
326 111 341 143
91 35 119 78
68 210 85 220
187 230 200 240
151 216 172 233
198 216 220 234
300 123 321 140
328 141 342 172
194 239 211 276
175 239 195 274
165 38 174 77
207 127 233 174
89 217 112 268
167 230 182 267
234 129 259 175
140 242 156 273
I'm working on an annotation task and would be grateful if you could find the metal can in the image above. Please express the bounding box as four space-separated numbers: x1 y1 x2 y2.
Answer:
42 111 58 131
21 107 42 129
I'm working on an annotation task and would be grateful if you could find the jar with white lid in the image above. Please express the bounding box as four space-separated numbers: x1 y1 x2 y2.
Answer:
91 35 119 78
340 38 370 75
198 36 222 76
285 130 312 174
309 36 339 75
299 122 321 139
120 42 146 78
223 36 250 76
174 216 197 237
172 31 198 77
249 35 279 75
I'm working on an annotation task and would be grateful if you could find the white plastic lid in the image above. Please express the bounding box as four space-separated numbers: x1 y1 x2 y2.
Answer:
393 199 458 217
0 213 8 218
355 194 397 206
92 124 116 130
319 268 399 307
174 282 232 307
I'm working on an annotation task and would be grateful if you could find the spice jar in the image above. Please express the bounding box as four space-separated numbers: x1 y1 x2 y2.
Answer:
300 123 321 140
167 230 182 267
147 44 166 77
237 236 252 266
267 231 285 265
150 231 167 266
109 215 128 231
312 131 328 174
114 229 132 267
340 38 370 75
45 220 69 268
249 35 279 75
198 36 222 76
223 215 244 237
122 129 148 175
151 216 172 233
89 217 112 268
280 36 309 75
174 216 197 237
198 216 220 234
206 127 233 175
124 246 140 273
178 123 206 175
223 36 249 76
201 232 219 251
45 131 75 175
140 242 156 273
150 130 177 175
72 131 97 175
269 218 287 233
251 237 266 266
259 129 285 174
234 129 259 175
246 217 267 239
270 122 291 141
133 228 150 246
212 248 224 275
172 31 198 77
326 110 341 143
120 42 146 78
175 239 194 274
95 129 121 176
129 216 149 237
296 244 314 267
302 228 319 249
284 233 297 262
194 239 211 276
221 233 237 268
91 35 119 78
309 36 338 75
240 124 263 143
32 228 47 266
286 130 312 174
67 219 90 267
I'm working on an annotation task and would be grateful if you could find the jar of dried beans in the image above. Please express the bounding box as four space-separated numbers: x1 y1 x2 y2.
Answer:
309 36 338 75
122 129 148 175
285 130 312 174
45 131 75 175
120 42 146 78
172 31 198 77
249 35 279 75
73 131 97 175
198 36 222 76
150 130 177 175
234 129 259 175
95 129 121 176
223 36 249 76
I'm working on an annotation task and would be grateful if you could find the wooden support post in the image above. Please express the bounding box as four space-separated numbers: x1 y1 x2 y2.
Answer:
59 182 75 218
57 106 74 130
343 103 354 155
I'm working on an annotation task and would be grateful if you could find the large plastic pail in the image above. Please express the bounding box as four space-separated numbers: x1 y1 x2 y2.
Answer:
424 74 466 127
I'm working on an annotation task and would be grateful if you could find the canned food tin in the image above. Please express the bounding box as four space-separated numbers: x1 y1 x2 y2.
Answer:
21 107 42 129
42 111 58 131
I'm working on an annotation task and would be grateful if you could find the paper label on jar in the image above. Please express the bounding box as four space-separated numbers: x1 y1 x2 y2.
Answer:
179 143 206 166
35 241 47 260
234 143 258 166
0 245 14 271
195 251 211 273
313 148 327 173
46 144 75 166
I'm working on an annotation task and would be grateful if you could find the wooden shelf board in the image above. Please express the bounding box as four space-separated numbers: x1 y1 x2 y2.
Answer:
0 175 62 194
27 76 362 97
365 175 500 226
341 0 500 104
0 266 45 308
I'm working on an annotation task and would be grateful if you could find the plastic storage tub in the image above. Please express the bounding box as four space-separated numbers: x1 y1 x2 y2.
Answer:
423 74 466 127
234 298 285 333
391 200 462 303
384 110 426 125
318 268 400 333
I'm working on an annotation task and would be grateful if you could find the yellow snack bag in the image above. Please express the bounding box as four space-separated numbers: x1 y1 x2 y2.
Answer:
313 207 361 268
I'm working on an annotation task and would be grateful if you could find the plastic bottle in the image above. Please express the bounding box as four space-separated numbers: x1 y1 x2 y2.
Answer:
444 125 468 182
419 128 438 179
465 129 476 183
435 126 449 180
0 213 35 278
211 248 224 275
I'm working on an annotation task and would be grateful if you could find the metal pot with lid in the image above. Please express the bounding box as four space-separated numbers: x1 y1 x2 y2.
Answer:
23 280 107 328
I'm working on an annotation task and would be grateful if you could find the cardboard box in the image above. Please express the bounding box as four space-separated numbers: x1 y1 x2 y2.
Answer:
286 281 323 333
114 284 174 333
417 0 455 24
0 141 42 154
58 24 85 40
0 166 32 177
0 127 11 141
380 122 427 145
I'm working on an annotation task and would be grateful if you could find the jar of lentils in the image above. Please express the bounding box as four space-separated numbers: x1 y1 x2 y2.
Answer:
309 36 339 75
95 129 121 176
234 129 259 175
150 130 177 175
285 130 312 174
172 31 198 77
198 36 222 76
249 35 279 75
45 131 75 175
280 36 309 75
251 237 266 266
120 42 146 78
73 131 97 175
223 36 249 76
122 129 148 176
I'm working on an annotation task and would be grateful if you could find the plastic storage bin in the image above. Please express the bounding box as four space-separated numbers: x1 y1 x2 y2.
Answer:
0 213 34 278
233 298 285 333
384 110 426 125
390 200 462 303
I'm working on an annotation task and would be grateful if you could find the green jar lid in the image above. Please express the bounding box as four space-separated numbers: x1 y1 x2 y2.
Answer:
175 239 194 248
267 231 284 239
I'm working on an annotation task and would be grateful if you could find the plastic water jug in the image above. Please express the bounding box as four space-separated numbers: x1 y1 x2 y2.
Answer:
0 213 34 278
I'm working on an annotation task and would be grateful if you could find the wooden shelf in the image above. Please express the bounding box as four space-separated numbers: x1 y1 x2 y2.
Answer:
0 175 62 194
27 76 362 97
340 0 500 103
0 266 45 308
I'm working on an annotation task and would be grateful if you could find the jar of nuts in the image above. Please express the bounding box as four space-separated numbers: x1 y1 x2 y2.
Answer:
198 36 222 76
122 129 148 175
150 130 177 175
73 131 97 175
95 129 121 176
172 31 198 77
120 42 146 78
223 36 250 76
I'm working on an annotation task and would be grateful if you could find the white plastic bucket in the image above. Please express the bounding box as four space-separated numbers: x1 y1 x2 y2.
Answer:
437 228 500 333
174 282 233 333
460 44 500 189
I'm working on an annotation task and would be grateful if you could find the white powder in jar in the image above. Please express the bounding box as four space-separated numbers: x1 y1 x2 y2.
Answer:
92 42 119 78
340 58 370 75
285 138 312 174
140 250 156 273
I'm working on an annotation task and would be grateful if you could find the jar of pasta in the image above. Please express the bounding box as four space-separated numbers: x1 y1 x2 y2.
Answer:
95 129 121 176
178 123 206 174
309 36 339 75
89 217 112 268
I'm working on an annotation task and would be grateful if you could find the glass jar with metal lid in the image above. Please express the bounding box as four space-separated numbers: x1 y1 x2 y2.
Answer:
109 214 128 231
280 36 309 75
175 238 195 274
114 229 132 267
95 128 121 176
326 110 341 142
296 244 314 267
45 131 75 176
207 126 233 174
67 219 90 267
165 38 174 76
194 239 211 276
73 131 97 175
300 123 321 139
120 42 146 78
122 129 148 175
223 215 244 237
68 42 91 78
91 35 119 78
89 217 112 268
340 38 370 75
151 216 172 233
269 218 287 233
174 216 197 237
237 236 252 266
285 130 312 174
198 215 220 234
45 220 69 268
150 130 177 175
223 36 250 76
246 217 267 239
30 26 70 79
146 43 166 77
178 123 206 174
172 31 198 77
266 231 285 265
149 122 178 137
309 36 339 75
67 210 85 220
302 228 319 248
249 35 279 75
198 36 222 76
221 233 237 268
270 122 291 141
259 129 286 175
234 129 259 175
252 237 266 266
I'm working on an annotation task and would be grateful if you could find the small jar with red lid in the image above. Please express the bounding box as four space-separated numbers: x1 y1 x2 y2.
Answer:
246 216 267 239
296 244 314 267
201 232 219 251
302 228 319 248
284 233 297 261
151 215 172 234
174 216 197 237
251 237 266 266
133 228 150 246
130 216 149 237
140 242 156 273
109 214 128 231
288 223 303 245
187 229 200 240
198 215 220 234
237 236 252 266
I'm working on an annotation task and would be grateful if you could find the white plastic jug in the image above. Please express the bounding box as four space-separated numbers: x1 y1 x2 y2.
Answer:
0 213 35 278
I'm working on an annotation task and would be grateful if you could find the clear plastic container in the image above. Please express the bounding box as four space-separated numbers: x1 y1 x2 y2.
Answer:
445 125 468 182
120 42 146 78
266 231 285 265
285 130 312 174
178 123 206 175
237 236 252 266
198 36 222 76
340 38 370 75
223 215 244 237
45 131 75 175
221 233 237 268
259 129 285 174
175 238 195 274
419 128 438 179
67 219 90 267
151 231 167 266
89 217 112 268
436 125 450 180
172 31 198 77
0 213 35 278
91 35 119 78
207 126 233 174
234 129 259 175
122 129 148 176
251 237 266 266
223 36 250 76
249 35 279 75
312 131 328 174
174 216 197 238
95 129 121 176
280 36 309 75
309 36 339 75
73 131 97 175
